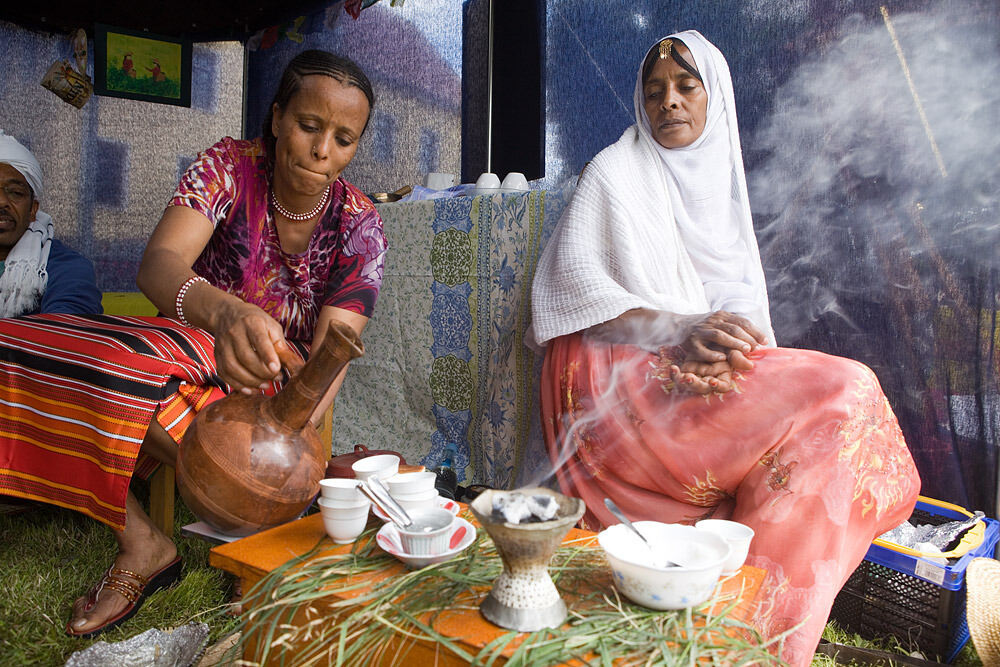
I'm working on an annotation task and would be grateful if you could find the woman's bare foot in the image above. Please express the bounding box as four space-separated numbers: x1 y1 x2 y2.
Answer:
67 491 179 636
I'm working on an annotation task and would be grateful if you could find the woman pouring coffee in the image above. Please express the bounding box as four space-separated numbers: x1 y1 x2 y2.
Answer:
0 50 386 639
529 31 921 665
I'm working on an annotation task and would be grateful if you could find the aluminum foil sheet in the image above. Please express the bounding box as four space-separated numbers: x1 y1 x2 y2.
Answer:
64 622 209 667
878 511 986 555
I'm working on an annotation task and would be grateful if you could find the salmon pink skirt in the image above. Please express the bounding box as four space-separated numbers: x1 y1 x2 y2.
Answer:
541 333 921 666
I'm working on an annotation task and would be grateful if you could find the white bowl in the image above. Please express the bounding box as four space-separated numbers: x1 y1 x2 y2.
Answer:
386 471 437 497
318 498 371 544
376 516 476 569
475 172 501 189
695 519 755 575
597 522 730 610
397 508 455 555
351 455 400 482
319 478 364 502
500 172 529 192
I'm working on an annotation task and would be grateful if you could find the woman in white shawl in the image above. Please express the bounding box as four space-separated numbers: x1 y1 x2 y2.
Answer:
530 31 920 665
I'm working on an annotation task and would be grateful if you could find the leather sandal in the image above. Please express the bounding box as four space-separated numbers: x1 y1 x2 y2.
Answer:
65 555 183 639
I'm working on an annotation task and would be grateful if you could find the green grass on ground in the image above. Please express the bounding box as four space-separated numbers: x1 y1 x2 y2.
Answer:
818 622 982 666
0 484 985 666
0 484 238 666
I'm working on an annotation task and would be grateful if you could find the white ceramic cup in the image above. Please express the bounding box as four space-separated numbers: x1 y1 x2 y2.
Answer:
352 454 400 482
424 172 457 190
695 519 755 575
500 172 529 192
475 172 501 194
394 489 439 514
386 471 437 497
398 508 455 555
391 487 438 502
318 495 370 510
318 497 371 544
317 494 369 510
319 478 364 502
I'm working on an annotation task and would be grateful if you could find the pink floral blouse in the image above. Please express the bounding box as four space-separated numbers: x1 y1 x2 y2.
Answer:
169 137 387 341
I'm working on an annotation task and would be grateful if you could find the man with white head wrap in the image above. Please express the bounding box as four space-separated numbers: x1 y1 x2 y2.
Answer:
0 130 101 316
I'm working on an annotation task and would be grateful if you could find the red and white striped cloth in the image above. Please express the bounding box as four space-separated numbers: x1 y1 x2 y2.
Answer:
0 314 298 529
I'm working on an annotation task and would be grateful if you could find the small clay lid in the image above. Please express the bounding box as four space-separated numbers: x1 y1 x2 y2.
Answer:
326 444 408 478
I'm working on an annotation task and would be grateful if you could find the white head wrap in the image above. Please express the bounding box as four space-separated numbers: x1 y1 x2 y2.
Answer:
528 31 773 349
0 129 53 317
632 31 772 338
0 130 43 201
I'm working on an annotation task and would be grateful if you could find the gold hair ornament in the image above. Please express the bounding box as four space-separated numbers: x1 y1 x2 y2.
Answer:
658 39 673 59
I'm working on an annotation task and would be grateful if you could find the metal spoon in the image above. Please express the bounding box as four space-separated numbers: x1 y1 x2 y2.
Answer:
360 477 413 530
604 497 680 567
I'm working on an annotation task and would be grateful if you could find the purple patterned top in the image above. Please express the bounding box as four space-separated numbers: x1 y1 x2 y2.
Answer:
170 137 386 341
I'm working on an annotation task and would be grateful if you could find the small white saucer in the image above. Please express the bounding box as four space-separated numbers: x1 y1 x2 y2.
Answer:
372 495 460 522
376 516 476 568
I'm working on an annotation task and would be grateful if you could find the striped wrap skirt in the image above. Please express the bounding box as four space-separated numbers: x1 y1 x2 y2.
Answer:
0 314 296 529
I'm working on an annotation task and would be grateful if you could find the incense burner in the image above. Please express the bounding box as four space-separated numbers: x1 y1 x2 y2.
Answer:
470 487 586 632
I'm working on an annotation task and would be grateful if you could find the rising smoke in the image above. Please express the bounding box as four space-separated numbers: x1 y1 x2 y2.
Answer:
749 3 999 343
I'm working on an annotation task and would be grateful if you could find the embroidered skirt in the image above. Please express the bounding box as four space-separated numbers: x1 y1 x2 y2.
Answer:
540 333 921 667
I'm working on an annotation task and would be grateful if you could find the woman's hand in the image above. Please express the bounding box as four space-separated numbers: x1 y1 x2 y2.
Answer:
212 300 303 393
669 359 736 395
138 206 306 392
681 311 768 367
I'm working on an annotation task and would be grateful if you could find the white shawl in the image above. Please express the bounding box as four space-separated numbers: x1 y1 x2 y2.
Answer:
0 212 53 317
528 30 773 349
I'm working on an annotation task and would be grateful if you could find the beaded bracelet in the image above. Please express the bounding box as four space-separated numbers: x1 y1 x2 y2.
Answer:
175 275 208 327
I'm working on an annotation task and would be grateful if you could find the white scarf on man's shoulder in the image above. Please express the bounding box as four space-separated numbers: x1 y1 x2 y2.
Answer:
0 211 53 317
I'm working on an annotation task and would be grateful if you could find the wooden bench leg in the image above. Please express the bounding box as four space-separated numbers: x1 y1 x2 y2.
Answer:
149 465 175 536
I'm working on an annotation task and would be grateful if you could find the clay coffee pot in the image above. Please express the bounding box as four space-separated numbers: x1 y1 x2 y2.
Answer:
177 320 364 536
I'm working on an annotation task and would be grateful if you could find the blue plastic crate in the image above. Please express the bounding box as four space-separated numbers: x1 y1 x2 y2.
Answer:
829 497 1000 662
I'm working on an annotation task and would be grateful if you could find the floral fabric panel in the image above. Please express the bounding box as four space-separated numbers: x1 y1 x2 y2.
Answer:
330 186 572 485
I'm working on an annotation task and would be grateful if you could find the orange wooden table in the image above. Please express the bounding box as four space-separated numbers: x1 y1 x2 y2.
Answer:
210 508 766 665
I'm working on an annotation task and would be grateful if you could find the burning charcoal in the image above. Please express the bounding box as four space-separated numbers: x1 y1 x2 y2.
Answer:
492 492 533 524
527 494 558 521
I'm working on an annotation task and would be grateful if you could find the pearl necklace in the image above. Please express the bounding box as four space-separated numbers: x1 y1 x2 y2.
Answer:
270 185 330 221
